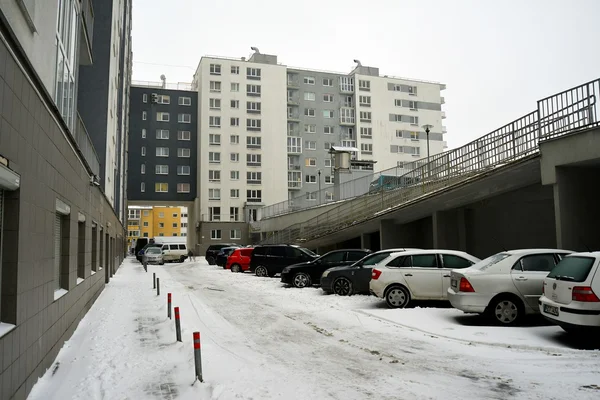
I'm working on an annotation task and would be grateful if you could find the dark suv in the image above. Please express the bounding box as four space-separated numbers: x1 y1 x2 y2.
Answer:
250 245 318 277
206 243 238 265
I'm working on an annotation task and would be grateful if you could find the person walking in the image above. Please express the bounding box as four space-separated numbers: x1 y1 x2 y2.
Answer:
142 253 148 272
187 249 196 262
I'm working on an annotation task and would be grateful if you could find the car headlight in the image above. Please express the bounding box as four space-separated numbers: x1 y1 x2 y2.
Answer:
282 268 290 274
322 271 329 278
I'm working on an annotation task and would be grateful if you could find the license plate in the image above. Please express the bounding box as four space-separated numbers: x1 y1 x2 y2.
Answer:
544 304 559 316
451 279 457 288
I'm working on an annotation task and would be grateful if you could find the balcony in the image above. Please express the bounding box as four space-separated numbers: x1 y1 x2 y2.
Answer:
287 97 299 106
79 0 94 65
440 96 445 104
288 170 302 190
441 111 447 119
287 78 299 89
288 181 302 190
287 113 300 122
339 107 355 126
75 113 101 178
288 164 301 170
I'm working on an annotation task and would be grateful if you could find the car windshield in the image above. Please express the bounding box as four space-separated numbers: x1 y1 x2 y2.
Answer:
547 256 596 282
299 247 317 257
146 248 161 254
352 252 393 267
469 253 511 271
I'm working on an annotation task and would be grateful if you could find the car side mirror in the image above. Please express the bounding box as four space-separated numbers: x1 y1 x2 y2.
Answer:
162 251 166 255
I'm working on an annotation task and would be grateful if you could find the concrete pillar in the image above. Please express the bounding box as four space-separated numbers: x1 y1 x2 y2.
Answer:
432 209 467 251
380 219 396 249
361 232 372 250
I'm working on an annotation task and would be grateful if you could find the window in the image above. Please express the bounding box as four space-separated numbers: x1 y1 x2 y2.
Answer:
305 192 317 200
246 190 262 202
339 76 354 92
143 93 148 103
303 76 315 85
209 133 221 145
340 107 355 124
209 116 221 127
211 230 222 240
210 81 221 92
323 110 334 119
247 171 262 184
247 67 261 79
304 92 316 101
172 222 178 228
361 127 372 137
210 64 221 75
305 175 317 183
359 95 371 106
141 182 145 192
209 207 221 221
324 159 332 167
230 170 240 180
325 176 334 184
325 192 334 201
390 145 420 156
159 212 165 218
323 94 333 102
304 124 316 134
155 183 168 192
209 170 220 181
305 140 317 150
230 229 242 240
141 164 146 174
142 111 147 120
178 148 191 158
209 98 221 109
157 112 170 122
246 119 261 131
360 111 372 122
230 207 240 221
246 154 262 166
247 84 261 96
247 101 261 113
361 143 373 153
177 166 190 175
231 65 240 74
441 254 475 269
54 1 78 130
409 116 419 125
179 96 191 106
230 117 240 127
141 128 146 138
304 108 315 117
230 134 239 144
208 152 221 163
178 130 191 140
156 147 169 157
305 158 317 167
323 78 333 86
230 82 239 92
287 137 301 153
156 129 169 139
358 80 371 91
230 189 240 198
143 221 149 227
246 136 261 148
155 165 168 175
177 183 190 193
209 188 221 200
322 126 334 135
157 95 170 104
230 153 240 162
230 100 239 109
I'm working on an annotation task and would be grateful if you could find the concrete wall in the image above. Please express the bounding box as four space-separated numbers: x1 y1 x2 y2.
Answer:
0 26 124 400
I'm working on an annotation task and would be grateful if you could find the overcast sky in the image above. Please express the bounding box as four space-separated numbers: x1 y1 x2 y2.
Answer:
131 0 600 149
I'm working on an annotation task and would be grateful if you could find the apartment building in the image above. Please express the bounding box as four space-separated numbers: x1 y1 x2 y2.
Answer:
126 206 187 248
191 51 288 251
0 1 131 399
128 85 198 202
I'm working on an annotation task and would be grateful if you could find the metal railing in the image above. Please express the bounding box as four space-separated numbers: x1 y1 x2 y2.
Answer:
81 0 94 48
75 113 101 178
260 78 600 245
131 81 193 91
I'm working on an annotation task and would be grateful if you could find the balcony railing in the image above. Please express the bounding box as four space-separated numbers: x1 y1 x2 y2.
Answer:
288 181 302 189
75 113 101 179
79 0 94 65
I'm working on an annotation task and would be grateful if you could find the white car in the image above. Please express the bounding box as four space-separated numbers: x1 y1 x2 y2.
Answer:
370 250 481 308
143 247 164 265
539 252 600 333
160 243 188 262
448 249 572 325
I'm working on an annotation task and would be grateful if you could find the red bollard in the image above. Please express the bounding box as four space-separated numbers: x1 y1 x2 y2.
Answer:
193 332 203 382
174 307 182 342
167 293 172 319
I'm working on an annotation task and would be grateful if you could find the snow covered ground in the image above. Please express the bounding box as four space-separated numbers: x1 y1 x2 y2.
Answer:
28 257 600 399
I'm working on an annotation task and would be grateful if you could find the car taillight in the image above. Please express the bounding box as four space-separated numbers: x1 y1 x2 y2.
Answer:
459 277 475 292
572 286 600 302
372 269 382 280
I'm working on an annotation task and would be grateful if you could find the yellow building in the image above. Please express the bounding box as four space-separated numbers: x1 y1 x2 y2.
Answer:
127 206 184 248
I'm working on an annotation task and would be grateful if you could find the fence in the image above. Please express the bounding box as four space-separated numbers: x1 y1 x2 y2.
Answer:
131 81 193 91
260 78 600 245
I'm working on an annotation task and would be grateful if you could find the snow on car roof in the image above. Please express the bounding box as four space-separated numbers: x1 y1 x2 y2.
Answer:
502 249 573 255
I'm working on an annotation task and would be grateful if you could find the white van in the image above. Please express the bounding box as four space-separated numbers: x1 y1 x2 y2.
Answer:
160 243 188 262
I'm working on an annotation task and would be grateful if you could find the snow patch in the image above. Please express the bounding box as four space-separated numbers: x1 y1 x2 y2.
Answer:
0 322 16 338
53 288 68 301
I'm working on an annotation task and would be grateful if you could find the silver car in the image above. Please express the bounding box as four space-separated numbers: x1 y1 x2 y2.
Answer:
143 247 164 265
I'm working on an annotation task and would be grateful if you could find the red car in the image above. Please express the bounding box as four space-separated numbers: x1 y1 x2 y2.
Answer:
226 248 253 272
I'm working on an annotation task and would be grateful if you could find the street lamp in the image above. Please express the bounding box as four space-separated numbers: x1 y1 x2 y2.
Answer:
317 169 322 205
422 124 433 177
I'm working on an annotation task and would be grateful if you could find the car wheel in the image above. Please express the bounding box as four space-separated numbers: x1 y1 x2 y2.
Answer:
179 256 185 263
255 266 268 277
489 296 523 325
385 285 410 308
231 264 241 273
333 277 353 296
293 272 311 288
159 261 164 265
207 256 215 265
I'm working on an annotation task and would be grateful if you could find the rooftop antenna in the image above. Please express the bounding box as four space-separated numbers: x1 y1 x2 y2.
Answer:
160 74 166 89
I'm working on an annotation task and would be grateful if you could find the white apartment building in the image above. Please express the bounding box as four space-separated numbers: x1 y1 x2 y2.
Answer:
180 206 188 237
192 51 288 250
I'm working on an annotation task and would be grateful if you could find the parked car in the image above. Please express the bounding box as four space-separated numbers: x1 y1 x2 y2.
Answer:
159 243 188 263
206 243 238 265
226 248 254 273
143 247 164 265
281 249 371 288
539 252 600 333
216 246 241 268
370 250 481 308
448 249 572 325
137 243 162 261
249 244 318 277
321 248 421 296
134 238 149 261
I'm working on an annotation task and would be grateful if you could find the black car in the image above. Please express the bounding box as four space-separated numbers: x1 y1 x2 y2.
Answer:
321 248 420 295
281 249 371 288
206 243 238 265
249 245 318 277
216 246 241 268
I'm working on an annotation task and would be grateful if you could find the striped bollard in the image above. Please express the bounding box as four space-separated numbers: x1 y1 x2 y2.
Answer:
174 307 182 342
193 332 203 382
167 293 172 319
